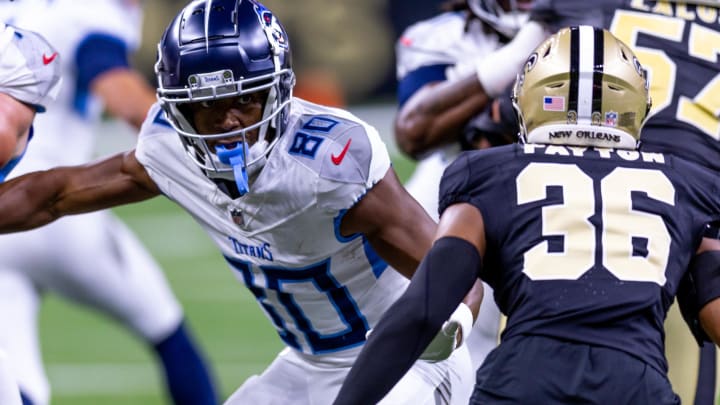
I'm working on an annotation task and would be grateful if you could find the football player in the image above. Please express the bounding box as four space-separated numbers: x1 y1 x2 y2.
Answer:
394 0 530 373
0 0 483 403
441 1 720 401
0 19 61 405
333 26 720 405
0 1 218 404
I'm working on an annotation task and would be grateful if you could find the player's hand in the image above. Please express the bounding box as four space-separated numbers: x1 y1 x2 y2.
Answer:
419 303 474 363
419 319 461 362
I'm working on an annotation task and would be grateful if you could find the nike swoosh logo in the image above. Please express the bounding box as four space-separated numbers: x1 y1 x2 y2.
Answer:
42 52 58 65
331 138 352 165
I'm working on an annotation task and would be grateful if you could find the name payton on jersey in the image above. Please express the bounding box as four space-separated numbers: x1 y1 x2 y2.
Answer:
522 143 667 163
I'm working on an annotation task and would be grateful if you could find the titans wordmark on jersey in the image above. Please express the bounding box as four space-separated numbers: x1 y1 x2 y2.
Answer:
439 143 720 374
137 99 410 361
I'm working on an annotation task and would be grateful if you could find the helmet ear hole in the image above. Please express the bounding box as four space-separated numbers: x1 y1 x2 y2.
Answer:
542 45 552 58
620 47 629 62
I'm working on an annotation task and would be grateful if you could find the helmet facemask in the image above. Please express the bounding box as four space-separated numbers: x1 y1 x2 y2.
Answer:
160 68 293 193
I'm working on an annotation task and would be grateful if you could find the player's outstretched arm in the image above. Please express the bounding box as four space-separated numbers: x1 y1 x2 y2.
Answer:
333 202 486 405
394 75 489 159
92 69 157 130
0 150 160 233
340 167 437 278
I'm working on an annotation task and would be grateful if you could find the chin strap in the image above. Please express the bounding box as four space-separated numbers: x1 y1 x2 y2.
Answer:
215 143 249 196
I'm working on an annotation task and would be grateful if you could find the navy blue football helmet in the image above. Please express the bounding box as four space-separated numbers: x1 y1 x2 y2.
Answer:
155 0 294 194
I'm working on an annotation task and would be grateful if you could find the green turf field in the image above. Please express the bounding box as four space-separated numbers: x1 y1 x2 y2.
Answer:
38 154 416 404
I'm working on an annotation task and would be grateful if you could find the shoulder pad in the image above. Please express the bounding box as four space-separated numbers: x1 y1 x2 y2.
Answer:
0 25 62 111
286 114 390 186
396 12 467 78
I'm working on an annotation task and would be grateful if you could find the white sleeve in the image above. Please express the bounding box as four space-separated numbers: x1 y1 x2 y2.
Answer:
475 21 551 98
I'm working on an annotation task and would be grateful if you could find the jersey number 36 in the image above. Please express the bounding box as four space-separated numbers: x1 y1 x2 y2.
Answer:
517 163 674 286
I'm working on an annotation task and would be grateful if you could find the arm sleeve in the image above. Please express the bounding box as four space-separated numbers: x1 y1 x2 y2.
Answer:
677 249 720 345
332 236 481 405
475 20 550 98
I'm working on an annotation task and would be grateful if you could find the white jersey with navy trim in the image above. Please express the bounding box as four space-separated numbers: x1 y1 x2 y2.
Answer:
2 0 141 170
137 98 410 362
0 3 184 405
396 12 504 82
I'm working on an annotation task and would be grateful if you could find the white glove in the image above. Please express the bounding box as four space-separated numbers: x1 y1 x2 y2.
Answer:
419 303 474 363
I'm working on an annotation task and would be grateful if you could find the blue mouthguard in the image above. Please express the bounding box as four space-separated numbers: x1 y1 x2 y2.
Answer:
215 143 249 196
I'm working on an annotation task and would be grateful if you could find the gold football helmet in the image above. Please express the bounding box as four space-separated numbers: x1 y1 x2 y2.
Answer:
512 26 651 149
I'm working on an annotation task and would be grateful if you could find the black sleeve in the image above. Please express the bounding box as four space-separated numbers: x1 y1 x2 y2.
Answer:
332 237 482 405
677 249 720 345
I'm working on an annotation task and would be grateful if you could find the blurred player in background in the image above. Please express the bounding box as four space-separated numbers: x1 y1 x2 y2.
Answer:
0 19 61 405
394 0 530 370
0 0 483 403
0 21 60 181
435 0 720 402
0 1 218 404
334 26 720 405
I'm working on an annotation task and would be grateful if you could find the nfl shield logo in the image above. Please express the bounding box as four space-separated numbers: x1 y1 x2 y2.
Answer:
605 111 618 127
230 209 244 227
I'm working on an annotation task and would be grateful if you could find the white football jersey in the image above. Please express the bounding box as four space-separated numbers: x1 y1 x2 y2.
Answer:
137 98 410 362
0 22 61 113
1 0 141 170
396 11 504 82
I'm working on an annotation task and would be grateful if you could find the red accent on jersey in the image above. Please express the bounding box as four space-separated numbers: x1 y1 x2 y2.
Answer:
331 138 352 165
42 52 58 65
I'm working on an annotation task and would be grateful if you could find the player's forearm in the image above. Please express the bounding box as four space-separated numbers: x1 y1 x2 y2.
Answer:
333 237 480 404
93 69 156 130
0 169 69 232
700 298 720 347
0 152 158 233
395 77 488 158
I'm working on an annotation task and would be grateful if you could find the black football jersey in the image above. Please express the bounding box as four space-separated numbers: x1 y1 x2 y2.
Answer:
531 0 720 172
439 143 720 374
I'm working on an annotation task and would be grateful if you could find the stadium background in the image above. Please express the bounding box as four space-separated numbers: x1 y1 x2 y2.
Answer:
34 0 708 403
